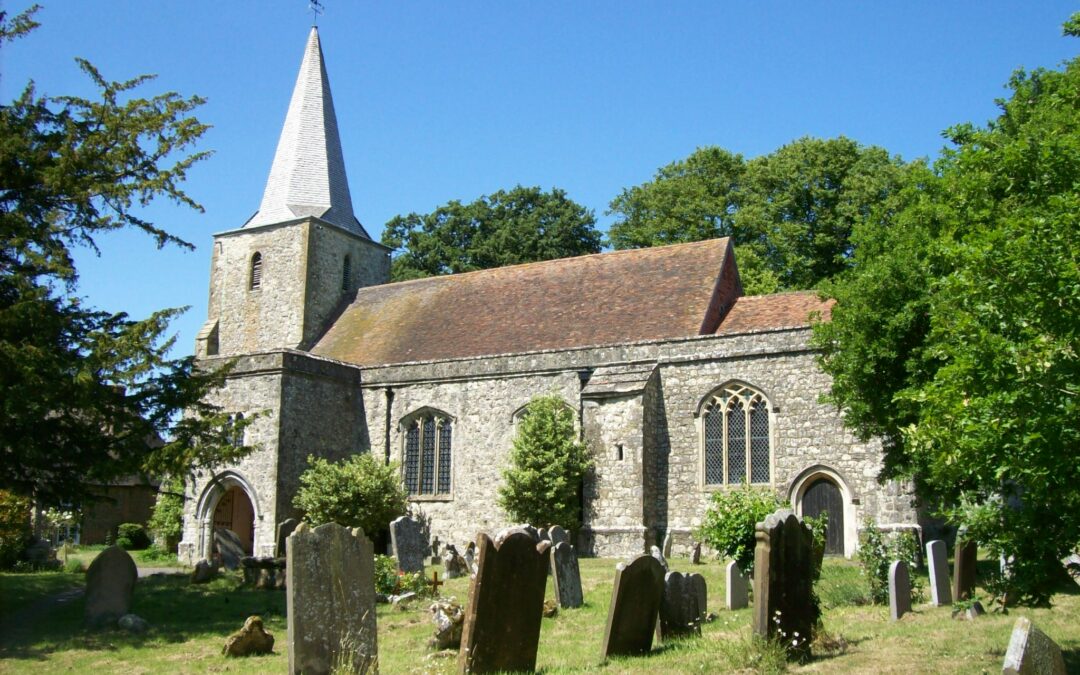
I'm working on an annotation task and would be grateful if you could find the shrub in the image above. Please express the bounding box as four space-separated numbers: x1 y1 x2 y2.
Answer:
116 522 151 550
294 453 408 536
497 395 593 531
0 490 32 569
147 476 185 552
695 484 782 576
374 554 431 597
857 519 922 604
63 558 83 574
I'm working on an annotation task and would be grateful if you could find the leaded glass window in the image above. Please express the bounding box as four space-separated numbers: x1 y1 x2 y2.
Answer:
421 418 436 494
704 405 724 484
749 402 770 483
402 411 453 497
404 422 420 495
701 383 772 485
726 399 746 484
438 421 452 494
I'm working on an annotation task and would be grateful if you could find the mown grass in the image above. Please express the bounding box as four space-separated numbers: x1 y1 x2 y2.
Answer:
60 544 183 571
1 556 1078 673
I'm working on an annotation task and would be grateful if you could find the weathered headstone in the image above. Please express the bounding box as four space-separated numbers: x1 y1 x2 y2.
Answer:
275 518 299 558
458 528 551 673
214 528 246 570
442 544 468 579
690 541 702 565
551 541 583 608
926 539 952 606
223 615 275 657
751 509 816 660
889 560 911 621
538 527 549 542
689 573 707 623
84 545 138 628
191 558 218 584
600 554 665 659
286 523 377 674
952 532 977 602
662 531 674 558
1002 616 1066 675
548 525 569 546
725 560 748 610
429 598 464 650
390 515 428 574
650 544 668 572
658 571 701 640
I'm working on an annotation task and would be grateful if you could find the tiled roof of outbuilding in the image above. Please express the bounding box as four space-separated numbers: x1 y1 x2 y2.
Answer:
714 291 834 335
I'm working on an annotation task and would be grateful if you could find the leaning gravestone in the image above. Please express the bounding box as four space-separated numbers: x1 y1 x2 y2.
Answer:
551 541 583 609
84 545 138 628
214 528 246 570
458 528 551 673
390 515 428 574
287 523 377 674
275 518 299 558
1002 616 1066 675
889 560 912 621
548 525 570 546
725 560 748 610
658 571 701 640
926 540 952 606
752 509 816 660
952 532 977 602
601 554 665 659
689 573 707 623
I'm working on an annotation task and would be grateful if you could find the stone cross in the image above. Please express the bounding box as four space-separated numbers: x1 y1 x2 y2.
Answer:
1002 616 1066 674
458 528 551 673
275 518 299 558
600 554 665 659
725 560 748 610
84 545 137 628
751 509 816 660
286 523 377 674
551 541 584 609
658 571 702 640
952 534 977 602
926 539 952 606
889 560 911 621
390 515 428 574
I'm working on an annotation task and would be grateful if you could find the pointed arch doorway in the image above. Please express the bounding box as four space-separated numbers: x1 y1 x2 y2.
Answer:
801 477 845 555
212 486 255 555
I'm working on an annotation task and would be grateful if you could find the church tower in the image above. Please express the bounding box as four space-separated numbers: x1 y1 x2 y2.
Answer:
196 27 390 358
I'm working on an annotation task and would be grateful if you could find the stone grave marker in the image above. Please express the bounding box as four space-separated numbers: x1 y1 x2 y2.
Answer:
275 518 298 557
658 571 701 640
538 527 549 542
458 528 551 673
84 545 138 628
889 560 911 621
725 560 748 610
751 509 816 660
390 515 428 574
600 554 665 659
551 541 583 609
689 573 707 623
926 539 952 606
442 544 467 579
662 531 674 558
548 525 569 546
214 528 246 570
952 532 977 602
1002 616 1066 675
286 523 377 674
690 541 702 565
650 544 668 571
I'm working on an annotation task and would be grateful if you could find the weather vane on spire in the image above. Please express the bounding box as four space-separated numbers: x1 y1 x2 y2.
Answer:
309 0 324 26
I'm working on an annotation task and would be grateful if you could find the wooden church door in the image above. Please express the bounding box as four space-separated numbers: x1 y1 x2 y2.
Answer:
802 478 844 555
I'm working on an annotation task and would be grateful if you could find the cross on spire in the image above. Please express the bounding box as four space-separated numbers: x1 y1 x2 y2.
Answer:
309 0 324 26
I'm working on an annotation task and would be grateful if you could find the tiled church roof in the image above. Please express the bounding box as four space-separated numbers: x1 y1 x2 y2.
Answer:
714 291 834 335
312 239 741 366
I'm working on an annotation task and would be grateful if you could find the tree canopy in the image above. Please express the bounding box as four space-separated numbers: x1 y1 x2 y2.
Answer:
293 453 408 535
0 7 249 505
814 18 1080 604
381 185 602 282
607 138 912 294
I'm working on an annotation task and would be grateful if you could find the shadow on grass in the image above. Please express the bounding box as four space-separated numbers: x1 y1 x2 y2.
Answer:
1063 648 1080 672
0 572 287 661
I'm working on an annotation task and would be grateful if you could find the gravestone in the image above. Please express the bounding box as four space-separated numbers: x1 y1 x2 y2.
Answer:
952 533 977 602
751 509 816 660
600 554 665 658
689 573 707 623
926 540 952 606
214 528 246 570
223 615 275 657
1064 552 1080 588
442 544 468 579
658 571 701 640
690 541 702 565
390 515 428 574
458 528 551 673
551 541 583 608
650 545 668 572
889 560 912 621
662 531 674 558
84 545 138 628
548 525 569 546
286 523 377 674
275 518 299 557
725 560 748 610
1002 616 1066 675
538 528 549 542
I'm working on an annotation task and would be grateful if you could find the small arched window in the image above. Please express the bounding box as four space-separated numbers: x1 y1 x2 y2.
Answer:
701 383 771 486
403 411 452 496
342 254 352 292
249 252 263 290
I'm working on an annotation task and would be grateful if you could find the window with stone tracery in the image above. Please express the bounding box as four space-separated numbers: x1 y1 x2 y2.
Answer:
701 383 771 486
402 410 453 497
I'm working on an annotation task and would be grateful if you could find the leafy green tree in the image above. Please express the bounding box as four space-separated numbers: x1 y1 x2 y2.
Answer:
147 476 185 552
0 7 251 506
381 185 602 281
293 453 409 535
498 395 593 531
607 138 910 294
695 484 781 576
814 17 1080 605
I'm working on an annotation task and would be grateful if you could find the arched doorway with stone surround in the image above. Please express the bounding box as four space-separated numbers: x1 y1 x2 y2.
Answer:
194 471 261 560
788 465 858 558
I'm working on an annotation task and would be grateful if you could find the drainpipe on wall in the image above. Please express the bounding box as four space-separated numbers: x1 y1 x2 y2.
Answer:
383 387 394 465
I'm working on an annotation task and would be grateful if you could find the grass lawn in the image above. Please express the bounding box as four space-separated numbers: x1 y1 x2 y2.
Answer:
60 545 186 571
1 556 1077 673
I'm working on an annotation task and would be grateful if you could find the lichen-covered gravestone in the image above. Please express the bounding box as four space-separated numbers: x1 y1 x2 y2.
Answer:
725 560 748 610
1002 616 1066 675
551 541 583 608
84 545 137 628
658 571 701 640
390 515 428 574
751 509 817 660
458 528 551 673
600 554 665 659
286 523 377 674
952 533 977 602
889 560 911 621
926 539 952 606
275 518 299 557
548 525 569 546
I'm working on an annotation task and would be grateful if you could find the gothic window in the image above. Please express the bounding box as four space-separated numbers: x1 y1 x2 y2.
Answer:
342 255 351 291
701 383 772 486
402 411 453 497
249 252 263 290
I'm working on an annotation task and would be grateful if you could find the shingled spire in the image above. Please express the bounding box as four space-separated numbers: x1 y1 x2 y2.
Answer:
247 27 367 237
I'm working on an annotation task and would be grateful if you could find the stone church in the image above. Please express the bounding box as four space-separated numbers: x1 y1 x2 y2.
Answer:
178 28 920 564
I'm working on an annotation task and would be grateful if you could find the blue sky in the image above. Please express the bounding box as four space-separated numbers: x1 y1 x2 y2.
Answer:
4 1 1077 358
